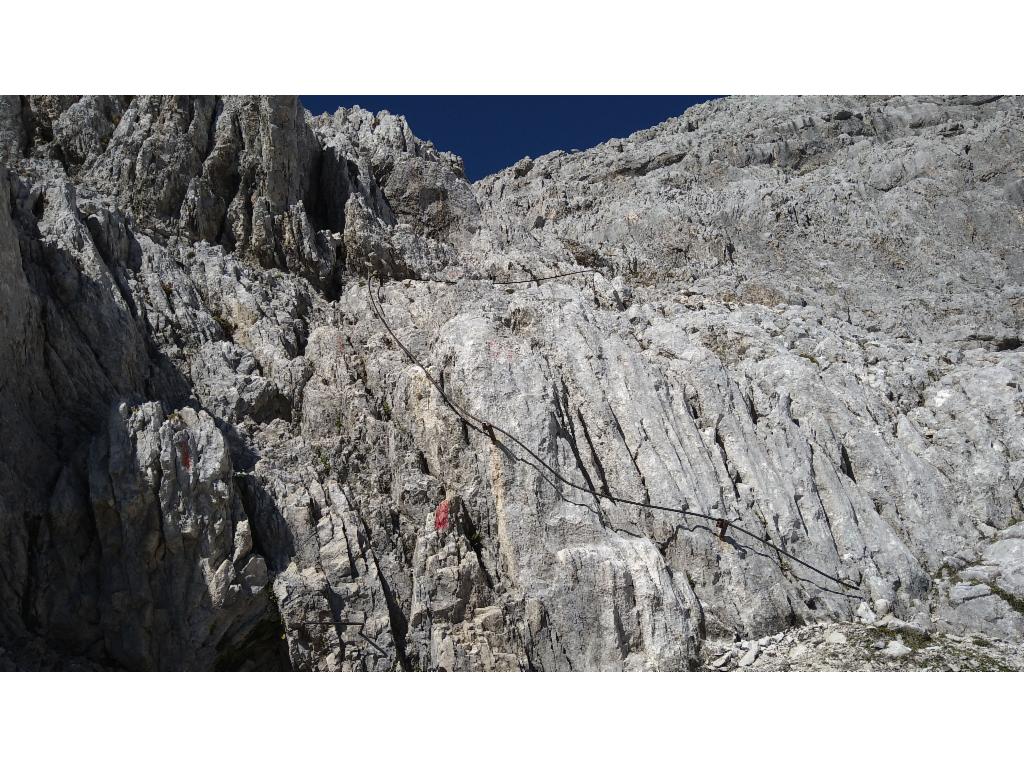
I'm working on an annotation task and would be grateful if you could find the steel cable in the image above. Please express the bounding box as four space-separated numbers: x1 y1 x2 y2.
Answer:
366 275 862 596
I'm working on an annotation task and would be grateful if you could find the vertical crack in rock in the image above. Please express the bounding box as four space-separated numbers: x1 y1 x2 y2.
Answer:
575 406 614 501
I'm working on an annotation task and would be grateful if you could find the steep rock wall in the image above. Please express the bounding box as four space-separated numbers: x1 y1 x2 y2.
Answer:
1 95 1022 670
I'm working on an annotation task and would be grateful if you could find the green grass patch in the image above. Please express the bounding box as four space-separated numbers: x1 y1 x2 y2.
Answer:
989 584 1024 616
871 625 930 651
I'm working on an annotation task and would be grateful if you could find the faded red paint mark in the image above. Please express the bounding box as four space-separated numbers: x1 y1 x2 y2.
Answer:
434 499 450 532
486 338 518 363
179 440 191 470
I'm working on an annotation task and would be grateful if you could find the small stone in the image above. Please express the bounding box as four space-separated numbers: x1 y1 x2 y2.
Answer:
232 519 253 564
825 631 848 645
873 598 891 616
711 651 733 668
880 640 912 658
978 522 998 537
959 565 1000 584
738 644 759 667
949 583 992 605
789 644 807 659
240 556 268 589
856 601 877 624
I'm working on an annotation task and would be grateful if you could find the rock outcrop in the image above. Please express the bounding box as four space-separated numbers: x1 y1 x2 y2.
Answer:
1 95 1022 670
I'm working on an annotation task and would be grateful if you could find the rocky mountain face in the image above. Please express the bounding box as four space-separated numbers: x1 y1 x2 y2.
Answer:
1 95 1022 671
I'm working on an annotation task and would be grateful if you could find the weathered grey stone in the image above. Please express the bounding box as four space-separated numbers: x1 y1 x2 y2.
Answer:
856 602 877 624
2 95 1023 670
981 537 1024 601
711 650 733 667
738 643 759 666
881 640 913 658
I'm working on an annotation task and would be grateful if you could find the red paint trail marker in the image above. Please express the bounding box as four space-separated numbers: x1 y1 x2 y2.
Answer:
434 499 450 532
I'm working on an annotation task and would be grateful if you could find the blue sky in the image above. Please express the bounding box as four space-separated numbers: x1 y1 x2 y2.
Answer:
301 96 720 181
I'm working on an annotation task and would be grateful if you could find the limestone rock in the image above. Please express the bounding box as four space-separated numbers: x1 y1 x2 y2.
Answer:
881 640 913 658
737 643 759 667
2 95 1024 670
